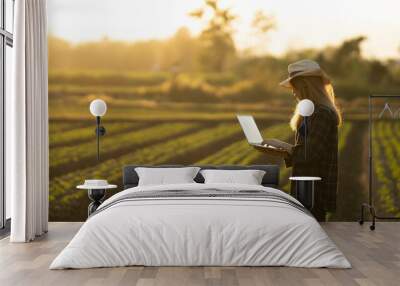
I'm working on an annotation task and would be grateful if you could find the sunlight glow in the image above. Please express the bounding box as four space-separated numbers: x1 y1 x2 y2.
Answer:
48 0 400 59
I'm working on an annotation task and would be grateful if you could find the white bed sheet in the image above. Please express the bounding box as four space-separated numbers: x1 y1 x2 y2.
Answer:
50 183 351 269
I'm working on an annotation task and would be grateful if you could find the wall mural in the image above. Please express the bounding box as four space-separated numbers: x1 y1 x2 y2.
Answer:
48 0 400 221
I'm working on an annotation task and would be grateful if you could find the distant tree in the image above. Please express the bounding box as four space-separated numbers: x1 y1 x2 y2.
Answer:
387 58 400 86
335 36 365 60
368 60 390 84
160 27 198 72
330 36 367 76
189 0 237 72
285 48 320 64
246 10 275 55
252 10 275 34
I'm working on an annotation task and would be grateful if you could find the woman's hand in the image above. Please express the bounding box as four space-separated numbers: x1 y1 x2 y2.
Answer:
252 144 291 158
262 139 293 153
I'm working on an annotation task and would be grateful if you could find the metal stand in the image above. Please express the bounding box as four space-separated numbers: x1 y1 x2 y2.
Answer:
95 116 106 161
360 203 400 231
359 95 400 230
304 117 308 160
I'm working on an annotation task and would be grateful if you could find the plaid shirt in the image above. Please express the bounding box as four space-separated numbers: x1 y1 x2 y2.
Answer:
285 104 338 212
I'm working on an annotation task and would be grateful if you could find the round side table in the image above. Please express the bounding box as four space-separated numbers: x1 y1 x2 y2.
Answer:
289 177 321 210
77 184 117 217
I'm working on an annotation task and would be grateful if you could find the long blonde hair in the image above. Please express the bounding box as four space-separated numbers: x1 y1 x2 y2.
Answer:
289 76 342 130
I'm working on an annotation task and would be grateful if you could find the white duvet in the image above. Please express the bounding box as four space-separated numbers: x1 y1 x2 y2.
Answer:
50 183 351 269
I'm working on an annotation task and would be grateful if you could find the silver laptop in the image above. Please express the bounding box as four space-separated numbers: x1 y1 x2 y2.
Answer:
236 115 278 149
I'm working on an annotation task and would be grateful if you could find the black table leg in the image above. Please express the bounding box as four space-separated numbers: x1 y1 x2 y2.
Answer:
293 181 315 210
88 189 106 216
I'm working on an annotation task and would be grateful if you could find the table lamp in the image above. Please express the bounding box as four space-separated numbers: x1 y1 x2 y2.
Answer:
89 99 107 161
298 99 315 160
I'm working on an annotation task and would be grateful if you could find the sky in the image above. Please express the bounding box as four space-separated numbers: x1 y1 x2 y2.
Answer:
48 0 400 59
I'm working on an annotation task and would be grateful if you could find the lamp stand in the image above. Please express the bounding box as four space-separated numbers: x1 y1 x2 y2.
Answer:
304 117 308 160
95 116 106 161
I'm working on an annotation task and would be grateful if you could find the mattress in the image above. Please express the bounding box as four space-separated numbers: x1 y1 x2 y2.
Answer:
50 183 351 269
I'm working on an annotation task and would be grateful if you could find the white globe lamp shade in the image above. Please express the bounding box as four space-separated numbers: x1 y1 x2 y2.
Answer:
298 99 315 117
90 99 107 117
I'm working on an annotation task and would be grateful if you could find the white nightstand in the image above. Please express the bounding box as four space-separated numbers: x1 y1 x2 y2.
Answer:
289 177 321 210
77 181 117 216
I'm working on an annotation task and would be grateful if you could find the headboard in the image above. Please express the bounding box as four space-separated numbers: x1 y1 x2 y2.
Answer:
123 165 280 189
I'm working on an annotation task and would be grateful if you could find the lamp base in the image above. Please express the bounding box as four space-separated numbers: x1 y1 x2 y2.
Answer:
95 126 106 136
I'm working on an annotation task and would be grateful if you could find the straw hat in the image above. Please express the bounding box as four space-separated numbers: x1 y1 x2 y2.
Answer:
279 59 331 88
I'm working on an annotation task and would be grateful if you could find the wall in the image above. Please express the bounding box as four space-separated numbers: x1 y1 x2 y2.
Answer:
48 0 400 222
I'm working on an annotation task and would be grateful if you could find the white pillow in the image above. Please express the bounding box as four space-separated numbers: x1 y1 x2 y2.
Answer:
200 169 266 185
135 167 201 186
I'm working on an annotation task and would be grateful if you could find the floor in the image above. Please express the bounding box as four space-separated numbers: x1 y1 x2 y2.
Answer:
0 222 399 286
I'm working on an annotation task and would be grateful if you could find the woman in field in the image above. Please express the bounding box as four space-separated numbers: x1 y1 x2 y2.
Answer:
263 59 342 221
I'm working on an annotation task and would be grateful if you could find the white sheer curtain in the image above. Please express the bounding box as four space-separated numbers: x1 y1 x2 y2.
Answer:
7 0 48 242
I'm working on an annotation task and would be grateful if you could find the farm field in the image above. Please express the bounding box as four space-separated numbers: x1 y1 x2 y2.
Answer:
45 1 400 222
48 71 399 222
49 119 290 221
49 106 374 222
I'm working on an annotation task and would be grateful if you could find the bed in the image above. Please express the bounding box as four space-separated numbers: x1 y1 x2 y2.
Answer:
50 165 350 269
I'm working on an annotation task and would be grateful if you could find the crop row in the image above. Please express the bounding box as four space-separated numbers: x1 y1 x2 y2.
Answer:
372 121 400 215
49 121 354 219
50 122 198 170
50 123 241 209
338 123 352 152
49 121 89 133
50 122 142 147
